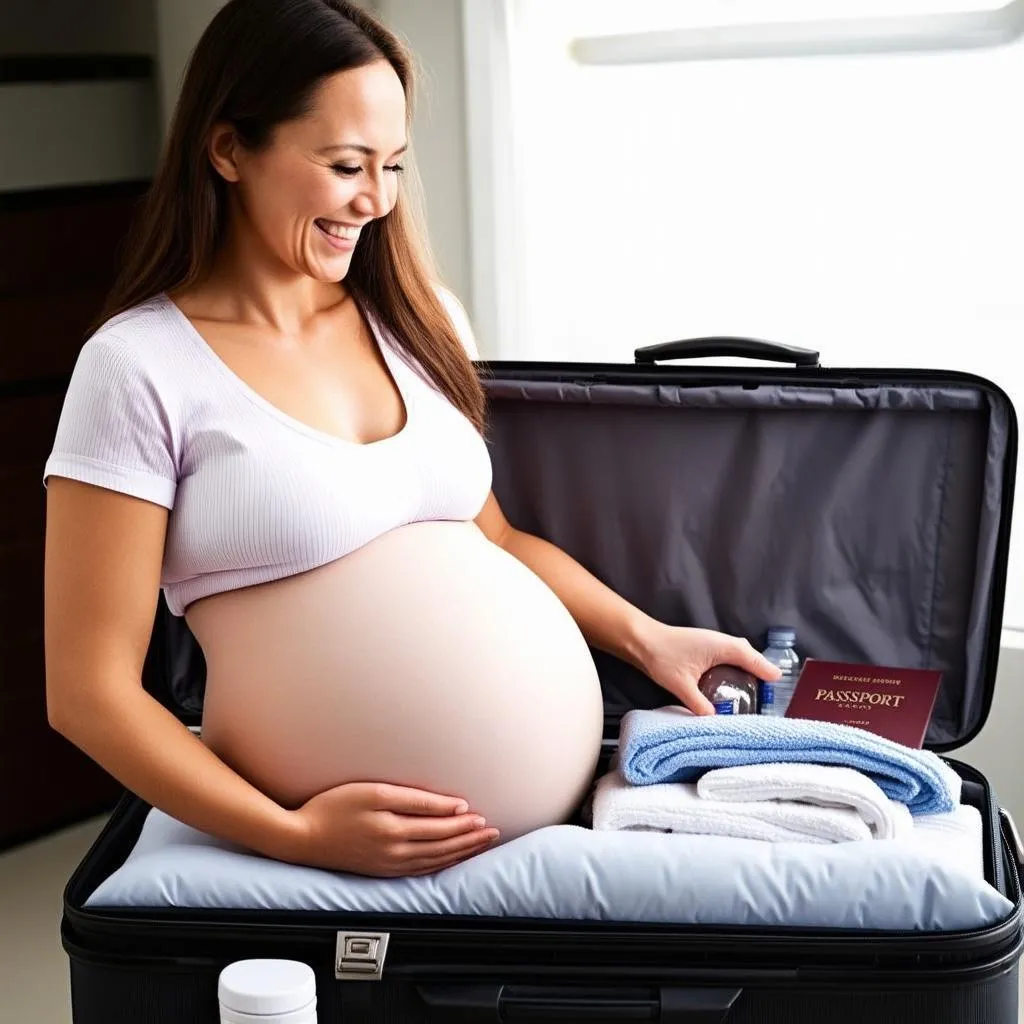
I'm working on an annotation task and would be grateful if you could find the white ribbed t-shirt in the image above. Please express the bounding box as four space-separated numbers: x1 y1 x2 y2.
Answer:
43 290 493 617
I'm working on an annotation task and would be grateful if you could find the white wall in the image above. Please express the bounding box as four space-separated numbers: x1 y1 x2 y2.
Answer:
153 0 228 133
372 0 474 322
0 0 160 192
0 81 158 192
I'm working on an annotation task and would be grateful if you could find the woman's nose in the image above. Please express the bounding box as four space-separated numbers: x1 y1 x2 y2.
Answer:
351 173 391 219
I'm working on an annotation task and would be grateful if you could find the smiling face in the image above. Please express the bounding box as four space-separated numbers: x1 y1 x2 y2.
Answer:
208 59 408 283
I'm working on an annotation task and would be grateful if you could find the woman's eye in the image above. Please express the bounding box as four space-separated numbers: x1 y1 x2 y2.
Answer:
331 164 404 177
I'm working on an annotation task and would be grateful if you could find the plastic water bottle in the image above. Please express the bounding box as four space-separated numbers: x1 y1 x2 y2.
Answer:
759 626 801 717
218 960 317 1024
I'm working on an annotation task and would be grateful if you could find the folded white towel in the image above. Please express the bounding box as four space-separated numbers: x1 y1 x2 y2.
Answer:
695 763 915 840
592 769 874 843
903 804 985 880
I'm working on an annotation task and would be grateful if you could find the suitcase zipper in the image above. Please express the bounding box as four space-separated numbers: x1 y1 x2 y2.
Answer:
1000 808 1024 872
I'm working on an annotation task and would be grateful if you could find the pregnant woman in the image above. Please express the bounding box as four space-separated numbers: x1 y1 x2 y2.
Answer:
43 0 778 878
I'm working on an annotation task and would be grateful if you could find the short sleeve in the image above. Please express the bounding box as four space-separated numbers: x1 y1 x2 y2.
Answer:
42 332 178 509
435 284 481 360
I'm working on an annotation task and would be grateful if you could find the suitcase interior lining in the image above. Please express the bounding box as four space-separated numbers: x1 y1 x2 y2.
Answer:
484 378 1011 749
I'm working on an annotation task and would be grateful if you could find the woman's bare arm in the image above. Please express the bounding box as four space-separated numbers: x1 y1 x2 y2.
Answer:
44 477 306 862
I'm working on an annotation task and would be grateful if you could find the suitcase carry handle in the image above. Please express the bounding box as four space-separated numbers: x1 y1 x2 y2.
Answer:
635 337 820 367
415 982 741 1021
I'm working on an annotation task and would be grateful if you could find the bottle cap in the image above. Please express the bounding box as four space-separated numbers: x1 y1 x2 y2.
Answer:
218 960 316 1017
766 626 797 645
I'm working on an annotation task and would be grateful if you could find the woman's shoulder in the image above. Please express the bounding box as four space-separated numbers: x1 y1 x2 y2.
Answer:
433 283 480 360
88 293 178 349
63 294 202 441
46 294 187 507
77 294 189 383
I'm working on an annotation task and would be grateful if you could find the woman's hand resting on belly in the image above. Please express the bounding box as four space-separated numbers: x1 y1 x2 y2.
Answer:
282 780 500 877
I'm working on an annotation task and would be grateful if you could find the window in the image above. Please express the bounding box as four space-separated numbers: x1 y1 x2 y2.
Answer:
565 0 1022 48
466 0 1024 629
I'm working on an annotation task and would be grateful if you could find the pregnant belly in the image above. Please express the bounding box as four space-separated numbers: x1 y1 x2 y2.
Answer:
185 520 605 842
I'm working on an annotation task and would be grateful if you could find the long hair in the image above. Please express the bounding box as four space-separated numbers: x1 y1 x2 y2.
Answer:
93 0 485 431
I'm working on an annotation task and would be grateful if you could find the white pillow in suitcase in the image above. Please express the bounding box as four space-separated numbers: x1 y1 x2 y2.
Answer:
85 803 1014 932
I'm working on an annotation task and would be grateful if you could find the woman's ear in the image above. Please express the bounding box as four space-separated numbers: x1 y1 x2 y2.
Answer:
208 122 242 183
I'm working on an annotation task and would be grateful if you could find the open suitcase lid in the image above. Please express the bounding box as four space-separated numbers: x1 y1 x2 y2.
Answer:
146 337 1017 754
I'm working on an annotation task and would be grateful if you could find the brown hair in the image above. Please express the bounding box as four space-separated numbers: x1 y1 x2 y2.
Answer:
93 0 486 431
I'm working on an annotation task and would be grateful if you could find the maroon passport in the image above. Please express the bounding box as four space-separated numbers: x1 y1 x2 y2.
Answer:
784 659 943 748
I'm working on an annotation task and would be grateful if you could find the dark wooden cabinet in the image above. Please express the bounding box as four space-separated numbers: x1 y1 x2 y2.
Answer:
0 180 150 850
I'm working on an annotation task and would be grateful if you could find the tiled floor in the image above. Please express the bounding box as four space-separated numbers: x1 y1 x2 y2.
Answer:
0 815 109 1023
1 814 1022 1022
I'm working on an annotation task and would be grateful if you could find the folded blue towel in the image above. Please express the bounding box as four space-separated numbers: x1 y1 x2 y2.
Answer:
618 707 961 816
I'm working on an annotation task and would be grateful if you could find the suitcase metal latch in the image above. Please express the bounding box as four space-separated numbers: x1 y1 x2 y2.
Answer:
335 931 390 981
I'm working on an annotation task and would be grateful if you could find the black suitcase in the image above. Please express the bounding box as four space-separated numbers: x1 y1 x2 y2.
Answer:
61 337 1024 1023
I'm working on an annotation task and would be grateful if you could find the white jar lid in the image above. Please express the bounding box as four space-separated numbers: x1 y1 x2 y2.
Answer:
218 960 316 1017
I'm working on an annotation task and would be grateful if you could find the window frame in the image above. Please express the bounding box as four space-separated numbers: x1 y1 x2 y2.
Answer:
570 1 1024 65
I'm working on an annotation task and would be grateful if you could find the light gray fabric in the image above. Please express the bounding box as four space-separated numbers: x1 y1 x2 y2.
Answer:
85 807 1012 932
484 380 1012 747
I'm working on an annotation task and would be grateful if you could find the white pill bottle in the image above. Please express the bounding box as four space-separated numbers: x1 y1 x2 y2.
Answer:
218 960 317 1024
